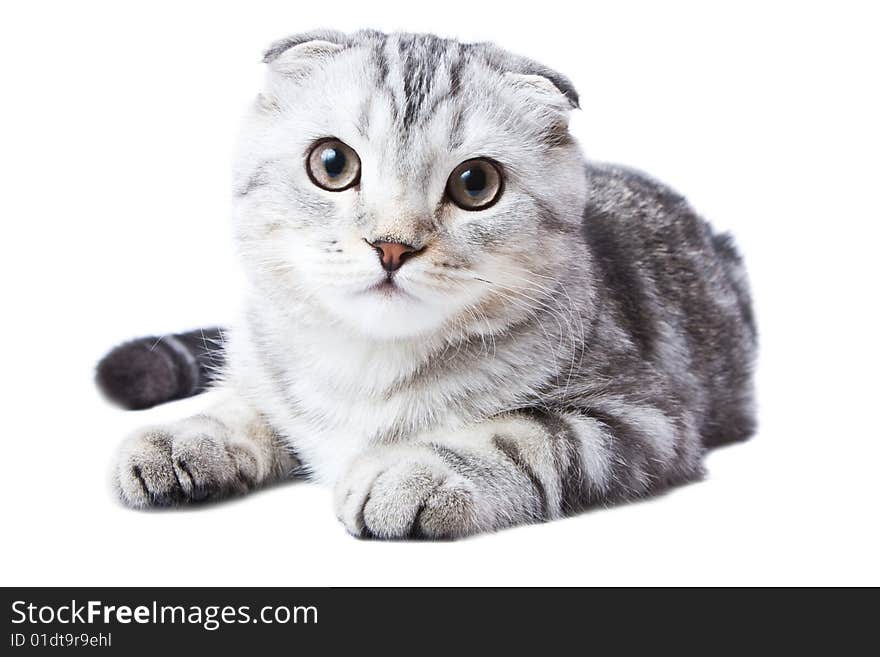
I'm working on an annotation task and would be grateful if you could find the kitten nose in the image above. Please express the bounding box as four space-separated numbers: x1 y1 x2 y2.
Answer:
368 240 421 272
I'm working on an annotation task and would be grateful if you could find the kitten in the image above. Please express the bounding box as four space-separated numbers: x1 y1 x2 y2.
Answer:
98 30 757 539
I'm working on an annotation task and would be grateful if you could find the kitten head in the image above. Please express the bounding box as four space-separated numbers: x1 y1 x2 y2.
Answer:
233 30 588 340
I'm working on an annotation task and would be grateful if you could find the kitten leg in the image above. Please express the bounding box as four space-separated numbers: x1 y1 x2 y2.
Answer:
115 392 297 508
335 406 700 539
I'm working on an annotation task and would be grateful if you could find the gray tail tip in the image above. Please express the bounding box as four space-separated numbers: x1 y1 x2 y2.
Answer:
95 337 185 410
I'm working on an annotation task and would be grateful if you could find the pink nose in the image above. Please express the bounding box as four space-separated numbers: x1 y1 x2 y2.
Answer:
368 240 421 272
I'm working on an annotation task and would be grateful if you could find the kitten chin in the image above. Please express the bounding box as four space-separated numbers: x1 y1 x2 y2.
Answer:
318 286 452 340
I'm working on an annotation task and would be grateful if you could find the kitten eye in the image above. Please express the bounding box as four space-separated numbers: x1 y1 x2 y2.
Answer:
446 158 503 210
306 139 361 191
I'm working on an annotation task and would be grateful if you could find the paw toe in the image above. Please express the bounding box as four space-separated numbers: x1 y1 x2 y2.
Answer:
414 484 479 539
362 464 441 539
116 430 182 507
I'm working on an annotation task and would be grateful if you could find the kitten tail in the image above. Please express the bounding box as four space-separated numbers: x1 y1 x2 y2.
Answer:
95 327 225 410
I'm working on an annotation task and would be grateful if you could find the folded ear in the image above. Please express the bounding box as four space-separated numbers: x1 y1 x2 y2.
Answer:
503 72 577 113
476 42 580 111
262 30 348 77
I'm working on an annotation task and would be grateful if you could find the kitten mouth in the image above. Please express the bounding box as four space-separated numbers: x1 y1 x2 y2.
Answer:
366 277 409 298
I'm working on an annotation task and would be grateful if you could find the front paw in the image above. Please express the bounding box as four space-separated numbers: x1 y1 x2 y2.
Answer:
334 446 484 540
115 418 259 508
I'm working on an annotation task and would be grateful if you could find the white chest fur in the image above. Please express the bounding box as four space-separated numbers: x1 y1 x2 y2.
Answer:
228 318 464 483
226 300 559 484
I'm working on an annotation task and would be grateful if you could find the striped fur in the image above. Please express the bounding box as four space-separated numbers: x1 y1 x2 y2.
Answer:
108 31 757 539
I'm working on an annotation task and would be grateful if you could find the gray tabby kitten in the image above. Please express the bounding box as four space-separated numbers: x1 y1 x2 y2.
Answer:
101 30 757 539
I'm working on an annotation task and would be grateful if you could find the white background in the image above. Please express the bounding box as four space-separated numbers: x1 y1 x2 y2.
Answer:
1 1 878 586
